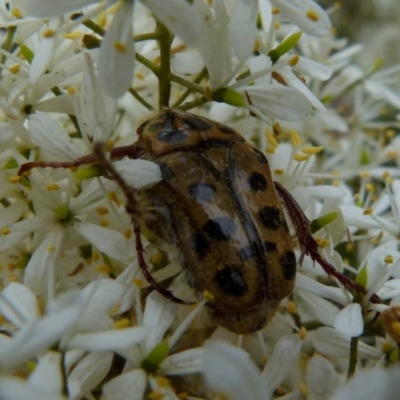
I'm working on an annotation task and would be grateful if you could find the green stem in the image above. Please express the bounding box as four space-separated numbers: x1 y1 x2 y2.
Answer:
128 87 154 111
0 26 17 77
169 73 205 95
172 67 208 108
179 96 208 111
135 32 159 42
347 337 358 380
157 23 173 108
51 86 81 136
135 52 160 76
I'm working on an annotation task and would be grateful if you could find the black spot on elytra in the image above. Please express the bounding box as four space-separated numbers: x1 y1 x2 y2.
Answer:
253 148 268 164
203 217 236 240
215 265 248 296
259 207 281 230
158 162 175 181
188 182 216 203
248 172 267 191
182 114 212 131
280 251 297 280
192 233 210 259
264 241 277 251
216 122 236 134
157 128 187 143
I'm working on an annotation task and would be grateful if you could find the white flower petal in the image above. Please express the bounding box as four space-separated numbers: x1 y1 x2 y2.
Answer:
270 0 331 37
102 369 147 400
161 348 203 375
243 85 312 121
171 50 204 75
333 304 363 337
0 282 40 326
141 0 201 46
261 335 302 395
28 113 84 161
142 292 177 354
203 341 265 400
23 0 94 17
114 159 162 189
97 1 135 98
0 291 82 369
230 0 258 63
68 351 113 399
331 367 400 400
295 289 340 326
312 327 381 359
30 35 55 84
0 375 64 400
67 327 148 352
74 221 134 264
23 229 63 296
306 355 340 400
377 279 400 300
29 352 63 393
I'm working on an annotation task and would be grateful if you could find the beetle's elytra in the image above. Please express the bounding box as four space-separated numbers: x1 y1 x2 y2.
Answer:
19 109 380 335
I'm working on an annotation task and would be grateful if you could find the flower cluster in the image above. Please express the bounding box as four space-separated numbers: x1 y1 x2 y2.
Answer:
0 0 400 399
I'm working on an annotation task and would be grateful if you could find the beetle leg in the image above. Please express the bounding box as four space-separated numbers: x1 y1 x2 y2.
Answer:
93 143 194 306
274 181 381 304
18 144 141 176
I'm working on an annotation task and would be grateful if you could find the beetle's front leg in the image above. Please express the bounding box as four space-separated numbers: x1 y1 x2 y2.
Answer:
274 181 381 304
93 143 194 306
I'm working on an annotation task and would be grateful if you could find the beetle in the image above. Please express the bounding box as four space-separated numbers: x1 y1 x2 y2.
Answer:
19 109 380 334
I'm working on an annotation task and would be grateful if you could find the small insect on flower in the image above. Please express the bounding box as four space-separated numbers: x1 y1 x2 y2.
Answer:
19 110 380 334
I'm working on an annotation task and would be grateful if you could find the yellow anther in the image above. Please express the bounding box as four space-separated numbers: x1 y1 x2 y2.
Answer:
274 169 284 175
332 180 340 186
8 176 20 184
306 10 319 21
203 290 215 302
316 238 329 248
108 192 119 203
156 376 171 387
265 129 278 148
43 29 55 38
96 207 109 215
114 318 130 329
386 150 398 159
2 228 10 236
149 392 164 400
274 20 281 30
299 326 307 340
293 153 310 162
365 183 374 193
272 7 280 14
290 130 302 147
301 145 323 155
46 184 59 191
124 229 132 239
132 278 144 288
9 274 18 282
136 72 145 80
114 41 126 53
384 255 394 264
286 301 297 314
253 39 261 53
386 129 396 138
360 171 370 179
62 31 82 40
100 219 110 227
92 251 100 261
363 208 373 215
97 264 111 274
265 145 276 154
47 245 56 252
11 8 23 18
66 86 76 94
151 252 165 264
10 64 21 74
272 122 281 135
299 383 309 396
205 85 212 102
289 55 300 67
98 12 107 28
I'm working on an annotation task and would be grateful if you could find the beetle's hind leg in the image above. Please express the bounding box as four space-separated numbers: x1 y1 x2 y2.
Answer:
93 143 194 306
274 181 380 304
